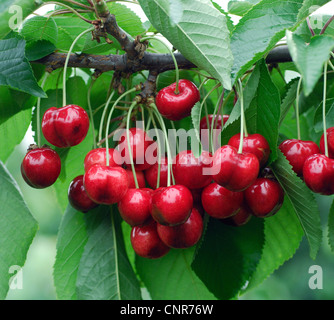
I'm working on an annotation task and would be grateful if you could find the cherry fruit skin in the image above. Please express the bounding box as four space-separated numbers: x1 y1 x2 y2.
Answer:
84 148 122 171
320 127 334 159
201 182 244 219
21 147 61 189
303 154 334 195
126 169 146 189
150 185 193 226
144 156 170 189
68 175 98 213
155 79 200 121
118 188 152 226
172 150 212 190
212 145 260 192
131 220 170 259
228 133 270 168
279 139 320 176
83 165 129 205
157 208 203 249
222 205 252 227
117 127 156 171
245 178 284 218
42 105 90 148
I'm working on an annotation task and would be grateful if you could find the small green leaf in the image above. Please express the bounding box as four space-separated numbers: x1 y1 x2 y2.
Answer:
313 98 334 133
279 77 299 126
0 161 38 299
328 199 334 253
228 0 253 16
286 31 334 96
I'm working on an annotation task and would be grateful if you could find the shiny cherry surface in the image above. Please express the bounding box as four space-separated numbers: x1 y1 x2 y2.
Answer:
144 156 170 189
84 148 123 171
320 127 334 159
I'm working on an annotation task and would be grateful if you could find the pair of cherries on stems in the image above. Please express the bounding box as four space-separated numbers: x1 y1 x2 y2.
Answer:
21 104 90 189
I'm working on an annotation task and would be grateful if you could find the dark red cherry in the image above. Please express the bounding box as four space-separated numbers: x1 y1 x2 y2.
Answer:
84 148 122 171
21 146 61 189
150 184 193 226
157 208 203 249
68 175 98 213
279 139 320 176
245 178 284 218
320 127 334 159
303 154 334 195
201 182 244 219
172 150 212 190
211 145 260 192
155 79 200 121
83 165 128 205
131 219 170 259
117 127 157 171
42 104 90 148
118 188 152 226
222 205 252 227
126 169 146 189
228 133 270 168
144 156 170 189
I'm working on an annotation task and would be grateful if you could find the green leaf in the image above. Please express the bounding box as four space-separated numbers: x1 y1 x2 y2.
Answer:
136 247 216 300
297 0 332 21
228 0 253 16
76 206 142 300
328 199 334 253
0 38 46 97
279 77 299 126
53 205 90 300
270 150 322 259
25 39 56 61
138 0 233 89
286 31 334 96
0 161 38 299
245 198 304 291
230 0 309 82
191 217 264 300
0 0 42 39
313 97 334 133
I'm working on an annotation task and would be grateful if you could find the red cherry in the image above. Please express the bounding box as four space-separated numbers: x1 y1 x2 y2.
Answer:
118 188 152 226
126 169 146 189
42 105 90 148
84 148 122 171
131 219 170 259
201 182 244 219
222 205 252 227
150 185 193 226
21 146 61 189
200 114 229 151
155 79 200 121
172 150 212 190
228 133 270 168
83 165 128 205
279 139 320 176
68 175 98 213
117 127 157 171
245 178 284 218
303 154 334 195
320 127 334 159
144 156 170 189
157 208 203 249
211 145 260 192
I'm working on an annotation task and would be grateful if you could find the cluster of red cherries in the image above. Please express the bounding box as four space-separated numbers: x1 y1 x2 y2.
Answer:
20 78 334 260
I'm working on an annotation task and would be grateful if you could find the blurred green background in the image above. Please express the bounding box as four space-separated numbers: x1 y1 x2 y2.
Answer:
4 132 334 300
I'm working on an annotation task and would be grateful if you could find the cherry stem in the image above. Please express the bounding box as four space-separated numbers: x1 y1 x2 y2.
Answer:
147 108 162 189
295 76 302 140
150 103 175 187
36 72 49 147
306 17 315 36
87 79 97 149
237 79 246 154
141 36 180 94
210 89 225 154
323 61 329 158
63 27 94 107
320 15 334 35
105 87 137 166
126 101 140 189
98 91 115 143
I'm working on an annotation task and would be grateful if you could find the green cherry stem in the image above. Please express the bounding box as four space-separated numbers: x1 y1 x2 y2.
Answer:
295 76 302 141
87 79 97 149
141 36 180 94
36 72 49 147
105 87 138 166
323 61 329 158
237 79 246 154
210 89 224 154
126 101 139 189
63 27 94 107
98 91 115 144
